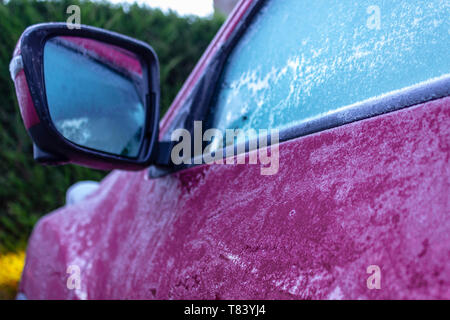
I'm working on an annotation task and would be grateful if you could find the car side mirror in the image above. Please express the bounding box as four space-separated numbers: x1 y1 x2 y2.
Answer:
10 23 163 171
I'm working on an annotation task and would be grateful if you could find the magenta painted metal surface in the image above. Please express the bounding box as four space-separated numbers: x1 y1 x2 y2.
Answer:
12 35 40 129
13 69 40 129
20 97 450 299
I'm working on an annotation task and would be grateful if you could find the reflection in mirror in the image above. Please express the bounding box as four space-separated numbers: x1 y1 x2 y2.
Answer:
44 36 146 157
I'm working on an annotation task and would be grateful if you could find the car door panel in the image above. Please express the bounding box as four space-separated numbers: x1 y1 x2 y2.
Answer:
20 96 449 299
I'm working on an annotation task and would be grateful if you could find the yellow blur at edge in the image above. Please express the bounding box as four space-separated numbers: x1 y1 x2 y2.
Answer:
0 251 25 300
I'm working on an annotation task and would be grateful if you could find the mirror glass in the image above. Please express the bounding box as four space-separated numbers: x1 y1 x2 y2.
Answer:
44 36 147 158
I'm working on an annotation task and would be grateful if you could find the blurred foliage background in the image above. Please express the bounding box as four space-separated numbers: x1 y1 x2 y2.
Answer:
0 0 224 297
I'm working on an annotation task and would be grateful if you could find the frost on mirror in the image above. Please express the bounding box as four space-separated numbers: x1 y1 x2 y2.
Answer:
208 0 450 135
44 36 146 157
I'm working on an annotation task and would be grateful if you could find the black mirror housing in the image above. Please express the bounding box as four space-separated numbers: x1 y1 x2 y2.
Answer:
10 23 161 171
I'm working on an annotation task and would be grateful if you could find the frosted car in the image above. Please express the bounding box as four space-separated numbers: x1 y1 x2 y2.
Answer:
10 0 449 299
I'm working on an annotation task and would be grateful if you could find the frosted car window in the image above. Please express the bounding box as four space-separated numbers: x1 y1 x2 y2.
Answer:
207 0 449 135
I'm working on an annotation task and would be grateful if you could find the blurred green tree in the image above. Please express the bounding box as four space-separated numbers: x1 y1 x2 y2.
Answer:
0 0 224 253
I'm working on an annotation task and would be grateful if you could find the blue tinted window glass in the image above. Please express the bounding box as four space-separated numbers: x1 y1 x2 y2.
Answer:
208 0 449 133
